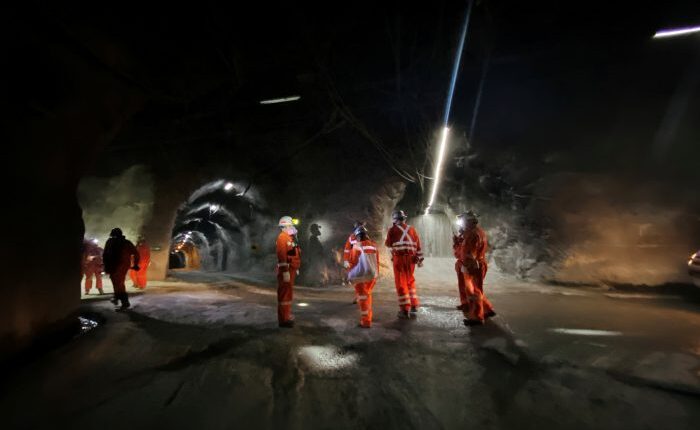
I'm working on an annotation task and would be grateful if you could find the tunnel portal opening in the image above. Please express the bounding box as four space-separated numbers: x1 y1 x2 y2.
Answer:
168 179 274 274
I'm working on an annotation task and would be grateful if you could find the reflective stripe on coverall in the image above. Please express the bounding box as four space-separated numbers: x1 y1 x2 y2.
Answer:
384 223 423 311
276 230 301 324
343 233 359 301
348 240 379 327
456 226 494 321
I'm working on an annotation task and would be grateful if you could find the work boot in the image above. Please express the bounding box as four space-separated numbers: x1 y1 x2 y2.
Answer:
122 295 131 308
98 289 104 295
397 310 410 319
279 320 295 328
358 323 371 329
409 307 418 318
110 297 119 305
485 310 497 318
456 304 467 311
463 319 485 327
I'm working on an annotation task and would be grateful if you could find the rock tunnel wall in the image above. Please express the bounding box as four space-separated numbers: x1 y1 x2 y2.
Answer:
4 22 143 357
78 165 154 245
434 129 700 286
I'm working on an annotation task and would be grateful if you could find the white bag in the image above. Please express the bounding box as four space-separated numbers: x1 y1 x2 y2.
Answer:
347 246 378 283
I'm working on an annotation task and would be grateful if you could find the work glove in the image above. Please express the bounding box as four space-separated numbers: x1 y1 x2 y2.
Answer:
132 265 140 271
417 259 424 268
343 261 350 269
282 271 291 283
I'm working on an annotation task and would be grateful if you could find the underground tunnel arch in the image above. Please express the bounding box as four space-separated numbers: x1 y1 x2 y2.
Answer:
167 179 276 274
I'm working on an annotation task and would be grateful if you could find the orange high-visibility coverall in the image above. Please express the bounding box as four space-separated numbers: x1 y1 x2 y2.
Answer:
385 222 423 311
342 233 358 265
343 233 359 302
276 230 301 324
83 241 104 294
129 240 150 289
456 225 494 322
348 239 380 327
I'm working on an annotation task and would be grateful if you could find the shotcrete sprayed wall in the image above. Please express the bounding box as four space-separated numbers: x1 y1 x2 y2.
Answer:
170 180 272 274
412 214 455 257
78 165 154 244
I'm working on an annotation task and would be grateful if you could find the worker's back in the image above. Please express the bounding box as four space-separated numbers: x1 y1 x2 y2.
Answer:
103 236 138 274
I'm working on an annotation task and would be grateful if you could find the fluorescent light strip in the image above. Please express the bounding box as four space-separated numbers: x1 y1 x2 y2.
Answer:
425 126 450 214
653 25 700 39
549 328 622 337
259 96 301 105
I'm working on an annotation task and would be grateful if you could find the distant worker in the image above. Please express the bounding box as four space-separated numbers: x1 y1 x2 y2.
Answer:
82 239 104 295
306 223 326 287
129 235 151 289
103 228 140 310
384 210 423 319
276 216 302 328
454 211 495 326
346 224 379 328
343 220 365 303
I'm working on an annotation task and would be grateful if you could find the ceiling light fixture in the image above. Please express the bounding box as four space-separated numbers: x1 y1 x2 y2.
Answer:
259 96 301 105
653 25 700 39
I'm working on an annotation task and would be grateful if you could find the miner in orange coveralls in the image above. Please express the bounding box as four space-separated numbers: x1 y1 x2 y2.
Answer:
454 211 495 326
82 239 104 295
343 220 364 303
103 228 140 311
384 210 423 319
276 216 301 328
347 224 379 328
129 236 151 289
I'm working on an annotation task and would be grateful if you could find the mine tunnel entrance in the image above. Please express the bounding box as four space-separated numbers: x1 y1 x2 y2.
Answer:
168 179 274 274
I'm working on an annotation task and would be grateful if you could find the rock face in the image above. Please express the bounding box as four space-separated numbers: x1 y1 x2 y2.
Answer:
5 18 143 356
438 168 700 284
78 165 155 246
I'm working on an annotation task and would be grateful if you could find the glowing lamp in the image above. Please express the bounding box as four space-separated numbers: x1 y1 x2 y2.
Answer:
425 126 451 214
653 25 700 39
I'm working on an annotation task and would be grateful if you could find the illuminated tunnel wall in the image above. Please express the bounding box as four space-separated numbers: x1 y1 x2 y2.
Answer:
169 179 275 272
78 165 154 245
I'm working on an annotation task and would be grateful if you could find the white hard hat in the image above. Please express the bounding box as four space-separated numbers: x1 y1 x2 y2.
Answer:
278 216 294 228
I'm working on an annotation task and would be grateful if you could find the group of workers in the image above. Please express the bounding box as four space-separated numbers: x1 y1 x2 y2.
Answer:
81 229 151 310
275 209 494 329
82 210 491 324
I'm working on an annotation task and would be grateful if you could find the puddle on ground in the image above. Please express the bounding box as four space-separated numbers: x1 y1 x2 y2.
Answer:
78 316 99 334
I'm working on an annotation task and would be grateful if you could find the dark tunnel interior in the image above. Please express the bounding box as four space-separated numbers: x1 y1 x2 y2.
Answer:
4 0 700 427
